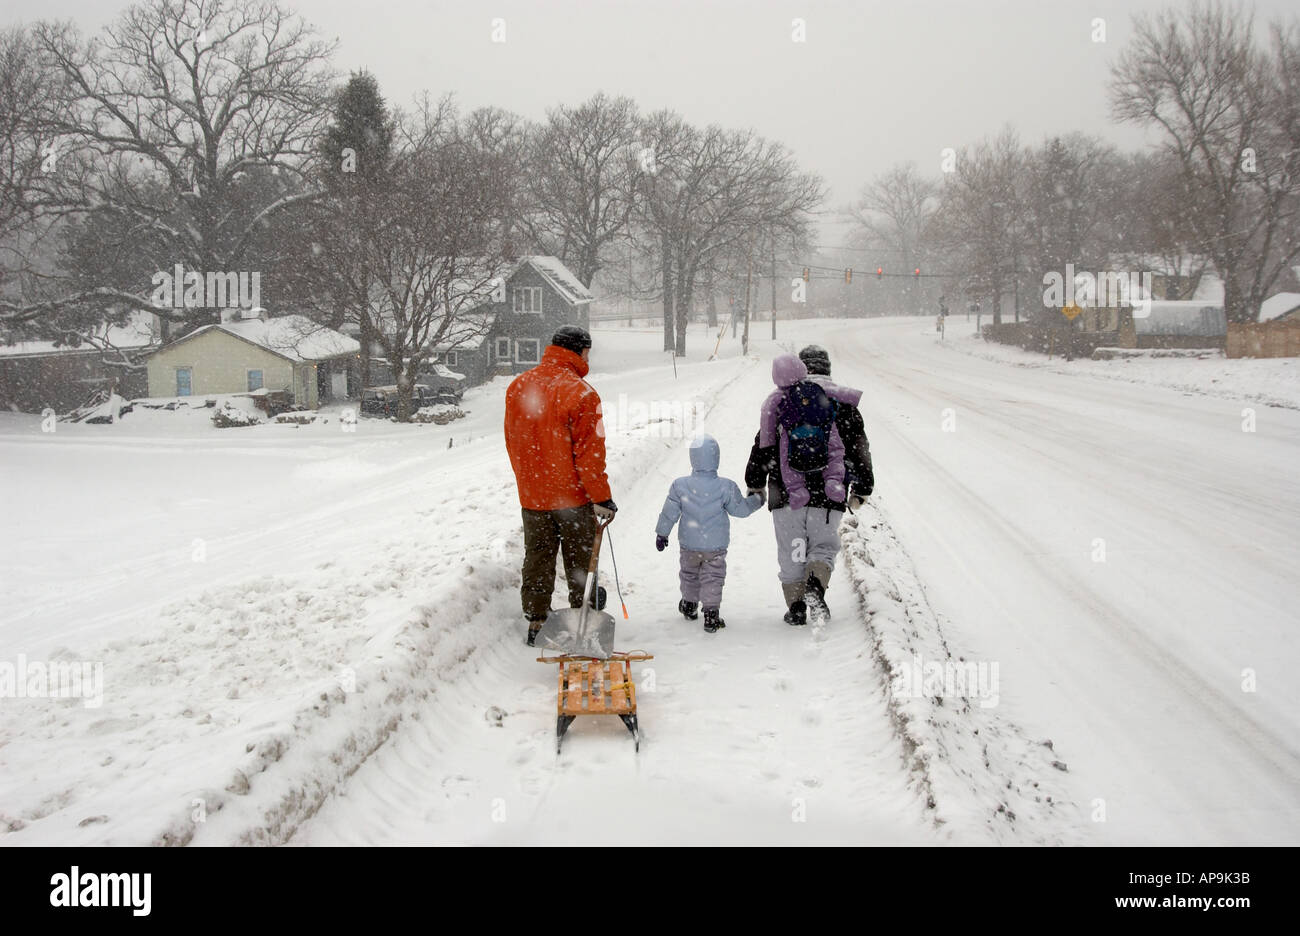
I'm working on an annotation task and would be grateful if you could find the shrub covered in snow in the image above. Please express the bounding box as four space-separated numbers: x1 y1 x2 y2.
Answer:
411 404 466 425
211 399 263 428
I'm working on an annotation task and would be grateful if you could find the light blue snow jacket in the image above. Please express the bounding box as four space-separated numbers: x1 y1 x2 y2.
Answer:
655 435 762 552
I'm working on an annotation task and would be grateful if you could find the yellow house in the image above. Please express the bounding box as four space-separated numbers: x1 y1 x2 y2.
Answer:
146 309 359 408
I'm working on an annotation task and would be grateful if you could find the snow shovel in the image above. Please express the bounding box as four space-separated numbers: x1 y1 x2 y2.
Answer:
536 516 616 659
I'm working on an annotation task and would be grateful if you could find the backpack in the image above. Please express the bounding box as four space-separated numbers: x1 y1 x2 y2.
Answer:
776 380 837 473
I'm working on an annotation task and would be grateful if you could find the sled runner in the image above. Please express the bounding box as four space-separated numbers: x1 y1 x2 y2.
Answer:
536 651 654 753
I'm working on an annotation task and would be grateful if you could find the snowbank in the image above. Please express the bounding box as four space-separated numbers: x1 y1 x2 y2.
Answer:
838 508 1082 844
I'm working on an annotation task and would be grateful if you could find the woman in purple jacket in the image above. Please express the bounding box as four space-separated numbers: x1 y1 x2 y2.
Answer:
747 353 863 627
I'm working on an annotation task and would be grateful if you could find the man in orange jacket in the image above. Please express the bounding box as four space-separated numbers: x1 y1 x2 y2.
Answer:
504 326 618 646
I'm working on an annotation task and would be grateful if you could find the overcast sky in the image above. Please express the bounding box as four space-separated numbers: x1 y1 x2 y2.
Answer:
8 0 1297 245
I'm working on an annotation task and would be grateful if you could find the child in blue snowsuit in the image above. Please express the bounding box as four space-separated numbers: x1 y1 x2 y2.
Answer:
655 434 763 632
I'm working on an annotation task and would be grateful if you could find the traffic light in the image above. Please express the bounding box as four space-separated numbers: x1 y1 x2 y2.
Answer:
802 267 809 282
914 267 921 278
876 266 883 279
845 268 852 284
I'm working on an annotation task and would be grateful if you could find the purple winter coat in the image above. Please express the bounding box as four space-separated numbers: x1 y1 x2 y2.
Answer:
759 355 863 509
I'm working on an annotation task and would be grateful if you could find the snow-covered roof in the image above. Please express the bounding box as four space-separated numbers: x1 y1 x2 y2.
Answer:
1134 301 1226 336
163 314 359 362
521 256 594 306
432 313 494 352
1259 292 1300 323
0 311 158 359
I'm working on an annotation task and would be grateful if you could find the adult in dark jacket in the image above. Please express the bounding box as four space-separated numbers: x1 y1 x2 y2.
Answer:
744 344 873 625
799 344 873 506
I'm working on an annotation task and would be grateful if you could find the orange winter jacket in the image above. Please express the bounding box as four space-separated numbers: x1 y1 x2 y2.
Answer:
504 344 612 511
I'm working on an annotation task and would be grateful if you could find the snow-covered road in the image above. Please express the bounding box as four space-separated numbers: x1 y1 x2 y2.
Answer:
830 318 1300 844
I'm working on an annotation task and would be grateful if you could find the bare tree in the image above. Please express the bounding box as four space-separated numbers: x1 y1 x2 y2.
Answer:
1111 1 1300 322
1112 150 1211 299
633 115 823 355
314 96 521 421
0 25 84 317
845 162 937 315
1019 134 1127 319
932 128 1026 325
15 0 335 334
522 93 640 288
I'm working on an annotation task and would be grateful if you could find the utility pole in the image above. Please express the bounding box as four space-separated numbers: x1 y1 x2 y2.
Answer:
770 234 777 339
742 237 754 355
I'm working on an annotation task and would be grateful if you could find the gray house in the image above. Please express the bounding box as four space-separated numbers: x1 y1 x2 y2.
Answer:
431 256 594 386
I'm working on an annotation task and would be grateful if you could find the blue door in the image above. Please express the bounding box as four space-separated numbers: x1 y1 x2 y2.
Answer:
176 367 192 396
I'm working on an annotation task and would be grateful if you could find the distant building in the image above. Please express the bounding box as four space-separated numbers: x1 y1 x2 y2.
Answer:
431 256 594 387
145 308 359 408
0 312 159 412
354 256 594 390
1259 292 1300 323
1134 300 1227 342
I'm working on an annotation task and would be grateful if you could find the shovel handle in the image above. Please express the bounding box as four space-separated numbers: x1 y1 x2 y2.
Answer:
586 515 614 575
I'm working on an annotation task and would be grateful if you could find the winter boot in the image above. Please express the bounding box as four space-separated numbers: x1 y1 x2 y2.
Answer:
678 599 698 620
805 562 832 620
526 615 546 647
781 582 805 607
784 600 807 626
578 586 607 612
703 607 726 633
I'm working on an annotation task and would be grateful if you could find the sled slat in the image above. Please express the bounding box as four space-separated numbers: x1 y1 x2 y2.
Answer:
608 661 628 714
588 661 606 713
564 662 584 715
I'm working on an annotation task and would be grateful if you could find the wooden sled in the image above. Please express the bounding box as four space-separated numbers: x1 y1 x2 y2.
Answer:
536 652 654 753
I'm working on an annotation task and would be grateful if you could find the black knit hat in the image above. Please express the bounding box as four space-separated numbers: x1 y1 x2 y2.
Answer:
798 344 831 376
551 325 592 356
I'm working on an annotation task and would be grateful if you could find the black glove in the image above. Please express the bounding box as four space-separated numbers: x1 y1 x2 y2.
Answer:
593 499 617 521
655 535 668 552
747 487 766 506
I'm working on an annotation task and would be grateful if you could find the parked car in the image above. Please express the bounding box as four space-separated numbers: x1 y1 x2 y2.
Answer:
359 384 453 418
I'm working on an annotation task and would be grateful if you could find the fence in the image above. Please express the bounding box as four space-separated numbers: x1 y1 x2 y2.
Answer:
1226 320 1300 358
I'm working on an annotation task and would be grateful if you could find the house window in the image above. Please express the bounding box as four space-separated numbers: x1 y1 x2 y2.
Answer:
495 337 511 360
176 367 192 396
444 351 458 368
515 338 540 364
513 287 542 315
247 369 263 391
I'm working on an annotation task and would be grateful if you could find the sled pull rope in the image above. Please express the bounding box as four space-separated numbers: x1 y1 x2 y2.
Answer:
604 527 629 619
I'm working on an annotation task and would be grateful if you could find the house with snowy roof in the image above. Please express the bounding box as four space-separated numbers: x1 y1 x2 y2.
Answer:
145 307 360 408
1259 292 1300 323
0 311 160 412
427 256 594 386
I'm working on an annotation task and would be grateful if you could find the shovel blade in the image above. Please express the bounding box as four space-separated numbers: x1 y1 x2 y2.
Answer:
535 607 617 659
